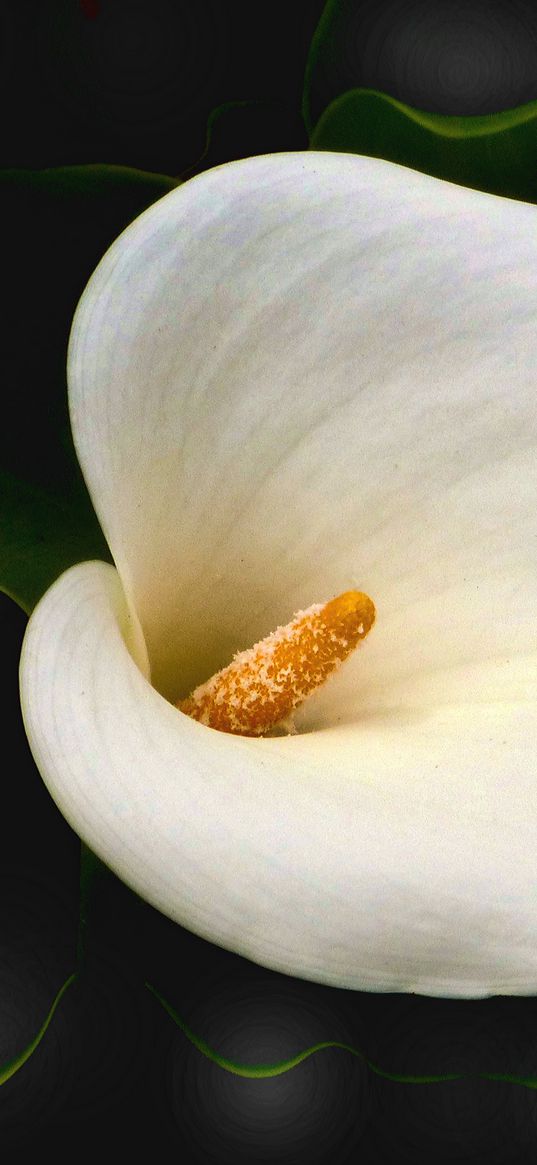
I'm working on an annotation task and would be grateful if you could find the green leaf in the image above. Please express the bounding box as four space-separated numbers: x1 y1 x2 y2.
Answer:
302 0 343 136
0 972 76 1086
0 468 111 615
0 165 179 613
146 982 537 1087
309 88 537 204
181 100 308 179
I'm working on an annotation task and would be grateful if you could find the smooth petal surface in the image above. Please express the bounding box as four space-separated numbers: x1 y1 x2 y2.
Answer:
21 560 537 996
65 152 536 709
20 152 537 995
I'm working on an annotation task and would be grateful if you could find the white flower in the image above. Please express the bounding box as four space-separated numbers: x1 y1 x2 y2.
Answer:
19 152 537 998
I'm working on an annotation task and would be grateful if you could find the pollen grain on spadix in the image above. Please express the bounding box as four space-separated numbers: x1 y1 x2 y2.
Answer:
178 590 376 737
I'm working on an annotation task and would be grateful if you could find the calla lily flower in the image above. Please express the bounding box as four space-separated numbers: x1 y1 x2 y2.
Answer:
19 151 537 998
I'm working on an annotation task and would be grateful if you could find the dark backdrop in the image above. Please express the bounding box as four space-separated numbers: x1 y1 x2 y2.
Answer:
2 2 537 1160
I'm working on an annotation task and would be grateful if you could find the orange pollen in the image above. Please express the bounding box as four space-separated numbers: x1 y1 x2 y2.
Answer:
177 590 376 737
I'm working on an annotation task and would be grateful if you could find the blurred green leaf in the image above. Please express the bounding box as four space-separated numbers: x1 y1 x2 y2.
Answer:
181 100 308 179
310 88 537 203
0 971 76 1085
0 165 178 613
0 468 110 615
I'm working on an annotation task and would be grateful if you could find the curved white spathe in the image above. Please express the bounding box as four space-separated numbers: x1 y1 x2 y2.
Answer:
20 151 537 996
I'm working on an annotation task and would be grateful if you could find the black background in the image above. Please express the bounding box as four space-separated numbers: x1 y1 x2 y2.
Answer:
3 2 537 1160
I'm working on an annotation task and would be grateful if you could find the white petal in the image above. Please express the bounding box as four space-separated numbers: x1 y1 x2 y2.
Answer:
66 152 537 719
21 153 537 996
20 561 537 997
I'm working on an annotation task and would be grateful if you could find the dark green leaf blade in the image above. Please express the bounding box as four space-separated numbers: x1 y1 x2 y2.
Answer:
310 88 537 204
0 468 111 614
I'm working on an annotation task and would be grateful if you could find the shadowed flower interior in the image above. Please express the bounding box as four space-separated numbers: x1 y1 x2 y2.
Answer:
19 152 537 997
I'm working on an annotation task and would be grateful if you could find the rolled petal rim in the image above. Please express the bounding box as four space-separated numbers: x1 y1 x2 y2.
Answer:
20 560 537 998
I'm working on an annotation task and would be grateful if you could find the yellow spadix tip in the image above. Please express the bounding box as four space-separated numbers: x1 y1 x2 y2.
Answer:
178 589 376 738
